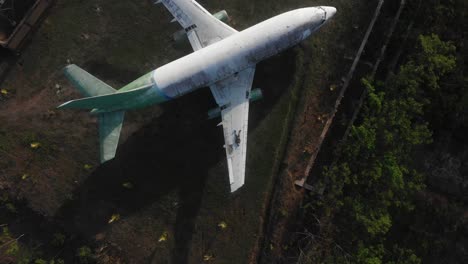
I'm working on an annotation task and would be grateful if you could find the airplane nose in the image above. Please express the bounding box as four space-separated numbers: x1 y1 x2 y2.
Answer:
321 6 337 20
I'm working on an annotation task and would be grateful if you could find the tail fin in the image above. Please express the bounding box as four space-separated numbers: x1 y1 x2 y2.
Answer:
99 111 125 163
59 64 152 110
60 64 128 163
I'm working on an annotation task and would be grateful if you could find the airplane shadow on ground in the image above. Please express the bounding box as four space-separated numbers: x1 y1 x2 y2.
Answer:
55 49 297 264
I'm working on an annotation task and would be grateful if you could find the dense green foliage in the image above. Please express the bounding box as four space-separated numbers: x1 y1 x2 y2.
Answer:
314 34 453 264
297 0 466 262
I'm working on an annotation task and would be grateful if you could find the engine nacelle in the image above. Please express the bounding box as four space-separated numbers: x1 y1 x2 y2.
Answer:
173 10 230 46
212 10 229 23
208 88 263 120
172 29 188 47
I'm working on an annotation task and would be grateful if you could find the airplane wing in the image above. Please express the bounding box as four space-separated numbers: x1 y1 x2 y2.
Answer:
156 0 237 51
210 67 255 192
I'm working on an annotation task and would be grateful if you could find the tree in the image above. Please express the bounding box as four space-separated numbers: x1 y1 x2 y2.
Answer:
301 33 456 263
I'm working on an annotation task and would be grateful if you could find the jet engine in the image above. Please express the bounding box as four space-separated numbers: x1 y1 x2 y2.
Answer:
173 10 229 45
207 88 263 120
212 10 229 23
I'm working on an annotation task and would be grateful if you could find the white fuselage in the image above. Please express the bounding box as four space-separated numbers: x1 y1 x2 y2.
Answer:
122 7 332 109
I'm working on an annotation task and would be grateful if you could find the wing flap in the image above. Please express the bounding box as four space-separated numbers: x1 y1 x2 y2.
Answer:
210 67 255 192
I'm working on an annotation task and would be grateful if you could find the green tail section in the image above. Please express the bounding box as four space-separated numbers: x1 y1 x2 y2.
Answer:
64 64 115 97
59 64 151 110
60 64 130 163
57 86 151 110
99 111 125 163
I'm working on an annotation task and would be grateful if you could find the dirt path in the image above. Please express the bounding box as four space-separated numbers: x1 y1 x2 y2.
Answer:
257 1 389 262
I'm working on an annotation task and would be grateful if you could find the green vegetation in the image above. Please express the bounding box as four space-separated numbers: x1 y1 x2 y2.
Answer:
51 233 66 247
302 33 455 263
76 246 94 263
1 194 17 214
0 225 68 264
0 227 33 264
297 0 467 263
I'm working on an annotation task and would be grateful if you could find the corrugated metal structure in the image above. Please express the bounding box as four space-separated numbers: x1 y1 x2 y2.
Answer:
0 0 53 51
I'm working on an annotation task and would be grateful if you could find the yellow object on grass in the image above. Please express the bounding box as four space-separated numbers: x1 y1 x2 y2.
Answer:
158 232 168 242
122 182 134 189
217 221 228 229
30 142 41 149
203 254 215 261
108 214 120 224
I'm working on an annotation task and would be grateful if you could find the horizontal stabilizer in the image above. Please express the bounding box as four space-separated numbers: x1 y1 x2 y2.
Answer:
58 86 151 110
64 64 115 97
99 111 125 163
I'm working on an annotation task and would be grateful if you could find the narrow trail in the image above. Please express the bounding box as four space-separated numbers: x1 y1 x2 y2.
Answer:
296 0 385 188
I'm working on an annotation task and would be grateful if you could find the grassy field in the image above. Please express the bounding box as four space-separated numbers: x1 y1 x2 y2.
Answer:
0 0 374 263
